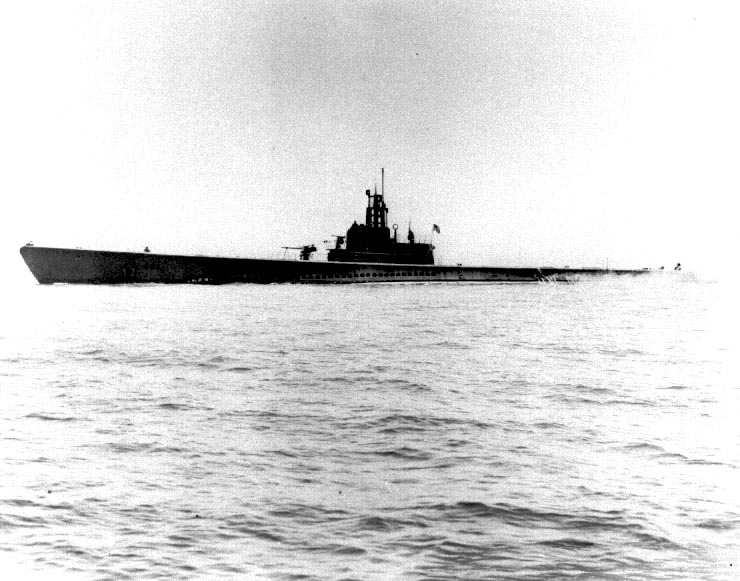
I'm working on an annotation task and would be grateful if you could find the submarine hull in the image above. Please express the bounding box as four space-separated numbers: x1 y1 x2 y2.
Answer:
20 246 657 285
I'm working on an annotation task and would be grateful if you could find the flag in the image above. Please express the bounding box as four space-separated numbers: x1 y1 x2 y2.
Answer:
432 224 440 234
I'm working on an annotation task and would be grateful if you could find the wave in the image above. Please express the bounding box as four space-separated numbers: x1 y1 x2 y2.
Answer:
622 442 732 467
695 518 740 530
266 504 349 524
363 414 494 432
537 537 597 549
353 515 427 532
157 402 195 411
408 501 682 548
23 413 77 422
370 447 434 461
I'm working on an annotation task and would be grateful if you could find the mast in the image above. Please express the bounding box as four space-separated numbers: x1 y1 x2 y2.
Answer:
365 168 388 229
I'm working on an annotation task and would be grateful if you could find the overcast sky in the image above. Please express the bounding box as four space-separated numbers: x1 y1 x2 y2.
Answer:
2 1 737 280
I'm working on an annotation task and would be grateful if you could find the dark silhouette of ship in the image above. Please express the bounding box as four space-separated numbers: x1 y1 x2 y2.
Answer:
20 171 662 285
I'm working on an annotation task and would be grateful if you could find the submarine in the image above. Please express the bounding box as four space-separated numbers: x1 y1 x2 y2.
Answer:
19 171 662 285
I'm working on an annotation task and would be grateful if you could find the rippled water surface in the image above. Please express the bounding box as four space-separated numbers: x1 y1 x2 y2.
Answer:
1 276 737 579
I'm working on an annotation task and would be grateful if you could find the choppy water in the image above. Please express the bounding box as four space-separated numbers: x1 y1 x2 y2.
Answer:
1 276 737 580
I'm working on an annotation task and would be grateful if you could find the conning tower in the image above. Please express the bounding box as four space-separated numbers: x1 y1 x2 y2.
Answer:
327 169 435 265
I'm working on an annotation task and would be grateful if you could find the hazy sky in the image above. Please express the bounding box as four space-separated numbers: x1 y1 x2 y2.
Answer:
2 1 737 279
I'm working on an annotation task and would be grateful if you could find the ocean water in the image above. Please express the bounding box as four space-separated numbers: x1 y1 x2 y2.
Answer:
0 275 737 580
